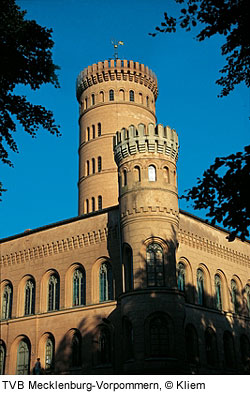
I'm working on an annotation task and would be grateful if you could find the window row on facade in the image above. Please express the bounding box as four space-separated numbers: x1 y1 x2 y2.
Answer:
85 195 103 214
1 261 112 320
82 89 154 111
1 314 249 374
85 122 101 141
85 156 102 176
121 164 175 186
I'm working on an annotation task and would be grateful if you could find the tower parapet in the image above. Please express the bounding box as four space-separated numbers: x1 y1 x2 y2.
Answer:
76 59 158 102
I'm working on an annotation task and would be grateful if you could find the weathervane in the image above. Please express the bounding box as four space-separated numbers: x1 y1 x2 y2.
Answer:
111 39 124 60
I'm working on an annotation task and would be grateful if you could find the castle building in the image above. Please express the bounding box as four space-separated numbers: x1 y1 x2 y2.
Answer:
0 59 250 375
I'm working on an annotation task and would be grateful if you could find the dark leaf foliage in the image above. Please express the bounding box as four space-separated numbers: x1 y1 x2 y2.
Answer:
0 0 60 194
182 146 250 241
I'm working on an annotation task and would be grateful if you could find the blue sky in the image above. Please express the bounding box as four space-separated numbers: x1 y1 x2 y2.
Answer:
1 0 249 239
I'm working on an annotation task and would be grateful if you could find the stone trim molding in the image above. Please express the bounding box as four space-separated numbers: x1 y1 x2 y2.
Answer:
179 228 250 268
113 123 179 165
76 59 158 101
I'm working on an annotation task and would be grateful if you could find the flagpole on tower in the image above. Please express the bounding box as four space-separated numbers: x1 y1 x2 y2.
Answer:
111 39 124 60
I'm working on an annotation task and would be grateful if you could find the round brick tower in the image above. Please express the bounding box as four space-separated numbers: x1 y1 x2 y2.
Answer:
76 59 158 215
113 123 186 373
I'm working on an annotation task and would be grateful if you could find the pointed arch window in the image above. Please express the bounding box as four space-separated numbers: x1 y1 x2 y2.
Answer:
215 275 222 310
185 324 199 365
16 340 30 374
0 343 6 375
98 156 102 172
1 284 12 320
177 262 185 292
45 338 54 371
197 269 205 306
205 328 218 367
73 269 85 306
149 315 170 357
97 122 101 136
109 89 114 101
223 331 236 369
97 326 111 365
98 195 102 210
71 332 82 367
148 165 156 181
129 90 134 102
146 243 164 287
231 279 238 313
99 262 113 302
24 280 35 316
48 274 59 311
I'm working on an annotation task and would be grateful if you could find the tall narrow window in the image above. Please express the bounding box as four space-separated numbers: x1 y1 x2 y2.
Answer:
98 195 102 210
231 280 238 313
245 285 250 316
71 332 81 367
87 127 90 141
240 335 250 367
185 324 199 365
119 89 125 100
87 160 90 176
197 269 205 306
99 262 113 302
0 343 6 375
1 284 12 319
148 165 156 181
98 156 102 172
97 122 101 136
45 338 54 371
146 96 149 107
215 275 222 310
86 199 89 214
223 331 236 369
16 340 30 374
24 280 35 315
133 166 141 182
73 269 85 306
84 98 88 109
123 169 127 186
205 328 218 367
149 315 170 357
92 158 95 174
97 327 111 365
109 89 114 101
177 262 185 292
163 166 170 183
99 91 104 102
123 244 133 292
92 197 95 212
146 243 164 287
139 92 143 104
129 90 134 102
91 94 95 105
48 274 59 311
123 318 134 361
92 125 95 139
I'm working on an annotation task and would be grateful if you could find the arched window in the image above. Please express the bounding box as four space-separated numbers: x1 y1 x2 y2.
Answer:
98 156 102 172
139 92 143 104
215 275 222 310
99 91 104 102
119 89 125 101
16 340 30 374
123 318 134 361
86 160 90 176
98 195 102 210
87 127 90 141
129 90 134 102
97 326 111 365
73 269 85 306
97 122 101 136
245 285 250 316
148 165 156 181
177 262 185 292
231 279 238 313
223 331 236 369
92 125 95 139
24 279 35 315
240 335 250 367
84 97 88 109
149 315 170 357
48 274 59 311
146 243 164 287
86 199 89 214
197 269 205 306
123 169 127 186
1 283 13 320
92 158 95 174
109 89 114 101
123 244 133 291
91 94 95 105
205 328 218 367
99 262 113 302
0 342 6 375
71 332 81 367
146 96 149 107
92 197 95 212
45 337 54 371
163 166 170 183
185 324 199 365
133 166 141 182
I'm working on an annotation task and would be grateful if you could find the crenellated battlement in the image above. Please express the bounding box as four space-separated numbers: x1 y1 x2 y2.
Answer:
76 59 158 101
113 123 179 165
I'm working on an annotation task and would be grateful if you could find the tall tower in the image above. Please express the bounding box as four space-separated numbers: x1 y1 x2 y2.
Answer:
76 59 158 215
113 123 186 373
